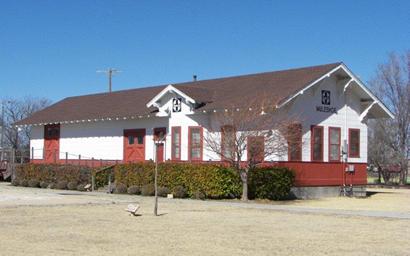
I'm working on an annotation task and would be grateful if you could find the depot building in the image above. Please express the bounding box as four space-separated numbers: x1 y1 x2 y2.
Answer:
16 62 393 197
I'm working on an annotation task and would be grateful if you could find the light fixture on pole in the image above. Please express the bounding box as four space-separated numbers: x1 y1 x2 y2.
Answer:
153 131 166 216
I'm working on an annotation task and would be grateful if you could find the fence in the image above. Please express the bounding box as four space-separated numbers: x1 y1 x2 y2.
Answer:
29 148 122 168
0 148 31 165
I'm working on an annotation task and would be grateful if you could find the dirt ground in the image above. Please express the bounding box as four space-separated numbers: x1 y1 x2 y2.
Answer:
0 183 409 256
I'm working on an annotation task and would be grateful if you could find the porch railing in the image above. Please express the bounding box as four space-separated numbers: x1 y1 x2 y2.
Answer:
29 148 122 168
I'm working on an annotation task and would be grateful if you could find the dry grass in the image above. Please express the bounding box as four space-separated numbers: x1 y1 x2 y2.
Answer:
0 185 409 255
262 188 410 213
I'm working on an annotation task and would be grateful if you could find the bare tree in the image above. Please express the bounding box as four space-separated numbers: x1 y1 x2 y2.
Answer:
369 51 410 185
368 120 401 184
204 98 302 200
2 97 51 150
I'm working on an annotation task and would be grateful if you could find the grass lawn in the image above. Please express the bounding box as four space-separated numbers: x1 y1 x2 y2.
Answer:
1 184 410 255
367 174 410 184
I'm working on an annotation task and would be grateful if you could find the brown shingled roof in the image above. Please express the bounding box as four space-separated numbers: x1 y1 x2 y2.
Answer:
16 62 341 125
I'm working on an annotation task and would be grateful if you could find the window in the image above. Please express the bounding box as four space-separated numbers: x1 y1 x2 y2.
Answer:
221 125 235 160
172 127 181 160
311 126 323 161
349 129 360 158
247 136 264 163
329 127 341 161
128 136 135 145
287 123 302 161
44 124 60 139
137 135 144 144
189 127 202 161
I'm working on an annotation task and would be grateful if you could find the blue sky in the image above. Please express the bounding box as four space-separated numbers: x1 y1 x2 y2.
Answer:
0 0 408 102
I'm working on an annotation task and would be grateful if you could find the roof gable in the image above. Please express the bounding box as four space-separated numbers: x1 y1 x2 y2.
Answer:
146 84 197 108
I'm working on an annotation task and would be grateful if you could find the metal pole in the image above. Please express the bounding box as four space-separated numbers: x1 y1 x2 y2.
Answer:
108 173 111 193
91 175 95 192
154 142 158 216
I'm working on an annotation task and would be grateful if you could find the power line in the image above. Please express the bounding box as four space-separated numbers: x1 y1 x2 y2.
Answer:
97 68 121 92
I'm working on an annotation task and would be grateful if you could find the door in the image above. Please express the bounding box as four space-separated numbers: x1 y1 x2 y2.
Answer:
154 127 166 163
124 129 146 162
44 124 60 163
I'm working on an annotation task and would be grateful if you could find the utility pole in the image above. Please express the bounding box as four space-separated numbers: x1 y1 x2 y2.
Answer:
1 100 6 161
97 68 121 92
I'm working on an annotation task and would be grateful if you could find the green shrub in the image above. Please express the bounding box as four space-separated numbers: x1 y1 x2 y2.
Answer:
114 163 241 199
172 185 187 198
77 184 86 192
114 163 155 187
158 187 170 197
11 179 19 186
28 179 40 188
248 167 295 200
141 184 155 196
15 164 92 186
48 182 56 189
193 190 206 200
114 183 127 194
56 181 68 190
20 179 28 187
127 185 140 195
40 181 49 189
67 181 78 190
94 165 115 189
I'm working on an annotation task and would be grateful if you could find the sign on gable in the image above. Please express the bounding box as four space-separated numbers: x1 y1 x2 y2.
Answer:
172 98 182 112
316 90 337 114
321 90 331 105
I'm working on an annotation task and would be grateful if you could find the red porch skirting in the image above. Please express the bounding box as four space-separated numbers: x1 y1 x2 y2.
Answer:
275 162 367 187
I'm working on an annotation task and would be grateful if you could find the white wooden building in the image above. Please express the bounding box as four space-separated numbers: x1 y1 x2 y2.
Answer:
16 62 393 189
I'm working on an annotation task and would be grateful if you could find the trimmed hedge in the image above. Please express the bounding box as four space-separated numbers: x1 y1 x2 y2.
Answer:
14 163 295 200
15 164 92 185
141 184 155 196
114 183 127 194
94 166 114 189
114 163 242 199
248 167 295 200
28 179 40 188
127 185 141 195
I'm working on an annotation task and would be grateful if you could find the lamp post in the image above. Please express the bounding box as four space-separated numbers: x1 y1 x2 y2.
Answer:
153 131 165 216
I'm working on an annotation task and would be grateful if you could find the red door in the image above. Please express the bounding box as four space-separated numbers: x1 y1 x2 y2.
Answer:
44 124 60 163
124 129 145 162
154 128 166 163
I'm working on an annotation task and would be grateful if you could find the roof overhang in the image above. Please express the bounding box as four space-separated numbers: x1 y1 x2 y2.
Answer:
146 84 196 108
276 63 394 119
